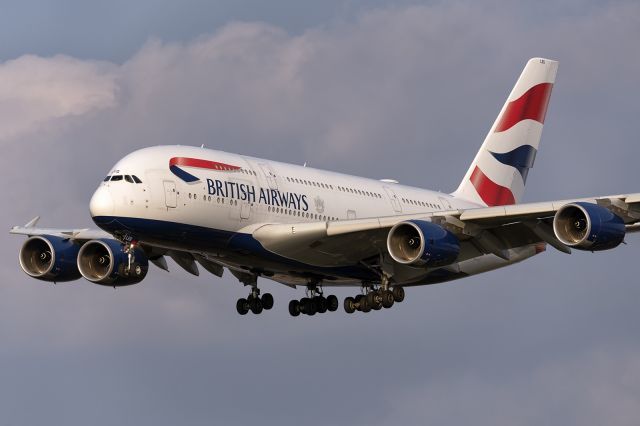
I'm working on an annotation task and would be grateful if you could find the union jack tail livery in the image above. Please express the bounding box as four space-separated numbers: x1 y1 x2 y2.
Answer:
453 58 558 206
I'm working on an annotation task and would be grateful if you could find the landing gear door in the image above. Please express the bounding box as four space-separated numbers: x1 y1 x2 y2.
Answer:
163 180 177 208
383 186 402 213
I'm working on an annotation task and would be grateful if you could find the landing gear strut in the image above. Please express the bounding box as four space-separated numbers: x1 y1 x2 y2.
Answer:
288 285 339 317
236 286 274 315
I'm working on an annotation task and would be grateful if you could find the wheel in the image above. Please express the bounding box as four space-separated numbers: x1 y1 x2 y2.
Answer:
261 293 274 310
315 296 328 313
305 298 316 316
382 290 395 308
288 300 300 317
354 294 364 304
360 296 371 313
249 297 263 314
300 297 310 314
236 298 249 315
344 297 356 314
327 295 339 312
392 286 405 303
367 292 382 310
131 262 144 277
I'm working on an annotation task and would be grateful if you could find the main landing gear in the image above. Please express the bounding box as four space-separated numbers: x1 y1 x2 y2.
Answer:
236 287 274 315
343 285 405 314
288 286 339 317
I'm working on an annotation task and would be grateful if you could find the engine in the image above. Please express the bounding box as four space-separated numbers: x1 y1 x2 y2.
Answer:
553 202 625 251
77 239 149 286
18 235 82 282
387 220 460 267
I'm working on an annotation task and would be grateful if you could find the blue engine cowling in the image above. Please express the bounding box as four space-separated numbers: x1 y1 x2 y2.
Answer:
18 235 82 282
77 239 148 286
553 202 625 251
387 220 460 267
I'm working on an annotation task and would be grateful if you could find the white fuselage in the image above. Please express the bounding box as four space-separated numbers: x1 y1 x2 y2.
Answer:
89 145 539 286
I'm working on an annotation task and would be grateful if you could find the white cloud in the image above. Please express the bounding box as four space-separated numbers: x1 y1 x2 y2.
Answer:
0 54 117 141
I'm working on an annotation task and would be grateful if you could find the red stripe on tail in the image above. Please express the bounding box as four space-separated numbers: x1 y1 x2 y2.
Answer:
470 166 515 206
495 83 553 132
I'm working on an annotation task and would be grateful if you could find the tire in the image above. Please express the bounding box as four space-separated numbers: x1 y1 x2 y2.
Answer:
392 286 405 303
360 296 371 313
327 295 339 312
354 294 364 304
261 293 274 310
288 300 300 317
382 290 395 308
300 297 310 314
250 297 263 314
344 297 356 314
315 296 328 314
236 298 249 315
367 292 382 310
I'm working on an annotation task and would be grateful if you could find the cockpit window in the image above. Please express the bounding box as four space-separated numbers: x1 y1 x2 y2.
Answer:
103 176 111 182
110 175 123 181
132 175 142 184
124 175 134 183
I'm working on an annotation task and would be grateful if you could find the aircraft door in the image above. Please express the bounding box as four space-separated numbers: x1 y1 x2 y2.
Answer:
258 163 278 189
383 186 402 213
229 178 252 221
163 180 177 208
438 196 452 210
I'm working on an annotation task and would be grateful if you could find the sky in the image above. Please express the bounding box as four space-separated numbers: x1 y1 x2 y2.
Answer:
1 1 639 425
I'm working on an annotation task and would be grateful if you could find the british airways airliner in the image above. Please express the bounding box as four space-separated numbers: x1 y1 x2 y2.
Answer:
11 58 640 317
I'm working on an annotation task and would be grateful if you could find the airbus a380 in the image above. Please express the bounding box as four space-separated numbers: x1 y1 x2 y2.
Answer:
11 58 640 317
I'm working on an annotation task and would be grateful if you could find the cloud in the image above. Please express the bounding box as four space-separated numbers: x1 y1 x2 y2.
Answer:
381 345 640 426
0 54 117 141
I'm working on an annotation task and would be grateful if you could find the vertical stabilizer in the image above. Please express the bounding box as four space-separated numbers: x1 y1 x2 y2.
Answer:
453 58 558 206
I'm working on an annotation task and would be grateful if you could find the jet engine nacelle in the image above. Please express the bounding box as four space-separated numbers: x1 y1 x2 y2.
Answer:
553 202 625 251
19 235 82 282
77 239 149 286
387 220 460 267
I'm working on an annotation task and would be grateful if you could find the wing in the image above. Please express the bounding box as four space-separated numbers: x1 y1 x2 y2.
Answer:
9 216 112 240
251 193 640 267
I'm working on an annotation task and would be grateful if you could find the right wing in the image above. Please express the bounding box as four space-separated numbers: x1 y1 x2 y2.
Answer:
250 192 640 267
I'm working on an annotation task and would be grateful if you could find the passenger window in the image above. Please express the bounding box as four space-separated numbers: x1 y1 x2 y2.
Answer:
132 175 142 183
110 175 123 181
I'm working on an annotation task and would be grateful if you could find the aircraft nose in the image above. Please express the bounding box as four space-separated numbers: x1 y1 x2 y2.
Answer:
89 186 114 217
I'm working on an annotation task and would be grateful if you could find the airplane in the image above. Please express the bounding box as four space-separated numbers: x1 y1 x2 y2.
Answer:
10 57 640 317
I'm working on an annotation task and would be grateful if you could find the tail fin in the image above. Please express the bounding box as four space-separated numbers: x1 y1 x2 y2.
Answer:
453 58 558 206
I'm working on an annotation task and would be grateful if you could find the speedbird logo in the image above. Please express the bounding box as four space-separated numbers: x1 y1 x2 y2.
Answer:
169 157 240 183
168 156 310 212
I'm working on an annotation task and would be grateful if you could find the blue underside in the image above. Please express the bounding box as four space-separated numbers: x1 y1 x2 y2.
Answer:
91 216 465 285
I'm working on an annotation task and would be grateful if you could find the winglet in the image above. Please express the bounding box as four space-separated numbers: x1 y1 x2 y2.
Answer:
24 216 40 228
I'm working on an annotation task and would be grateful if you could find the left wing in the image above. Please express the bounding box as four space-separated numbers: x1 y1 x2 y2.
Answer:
10 216 112 240
251 193 640 267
